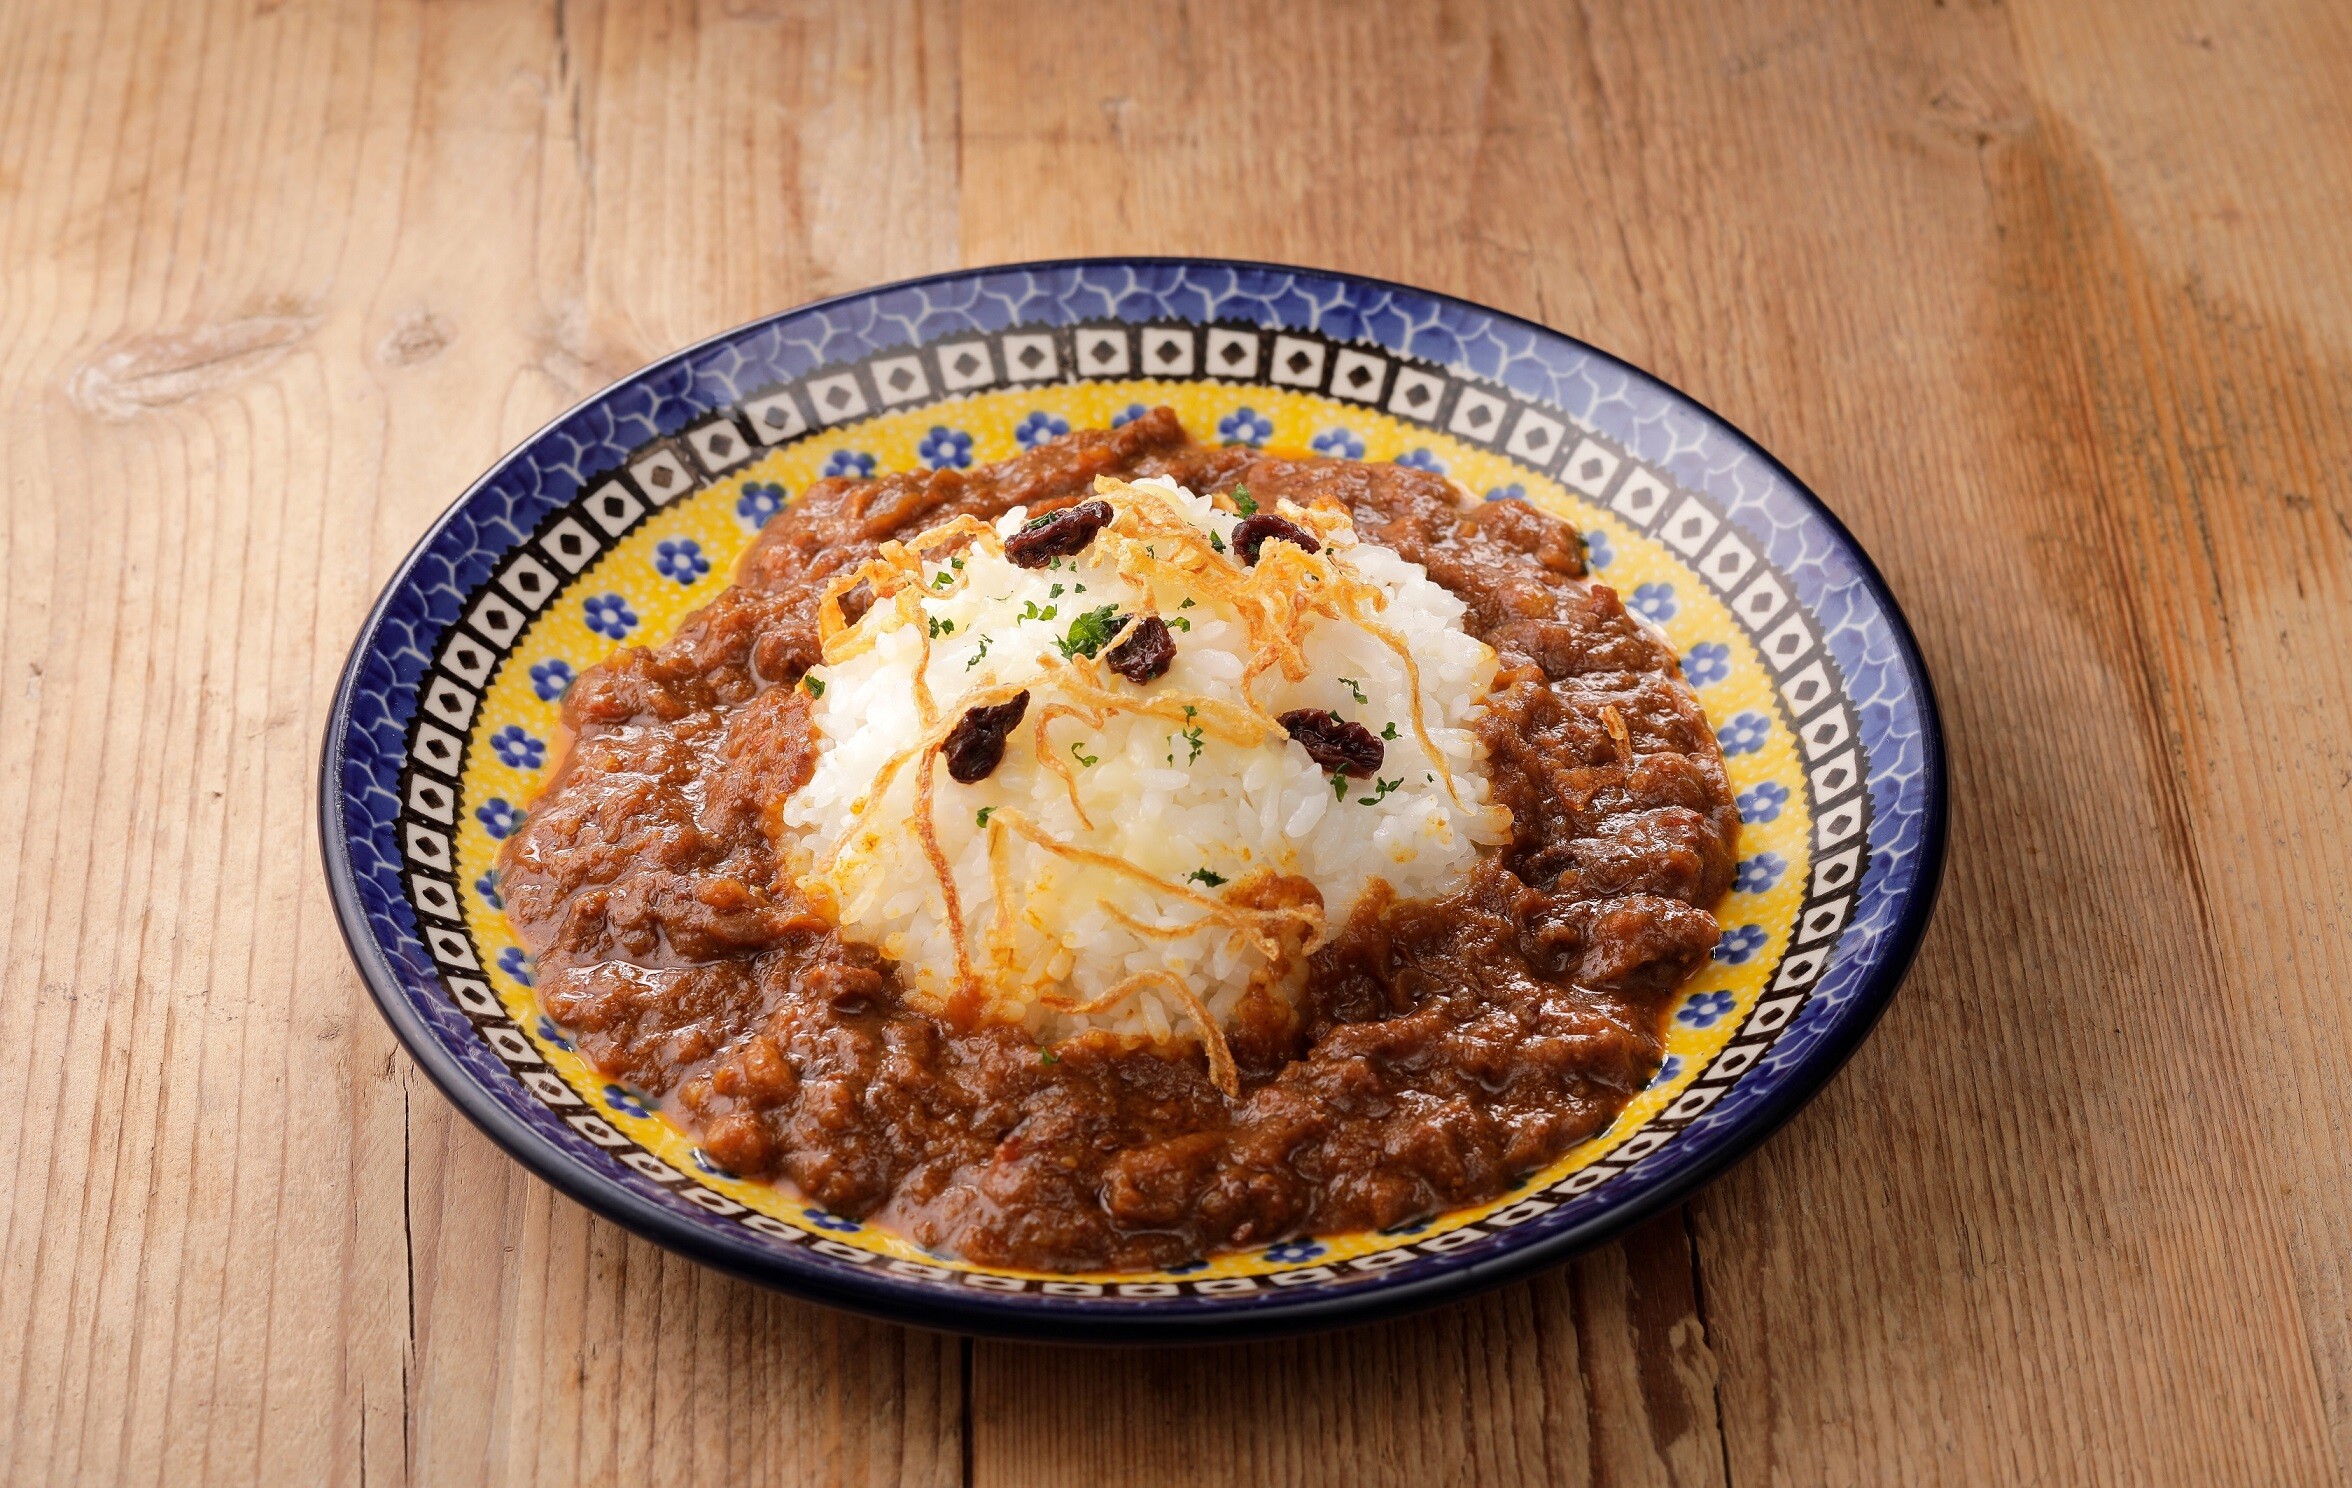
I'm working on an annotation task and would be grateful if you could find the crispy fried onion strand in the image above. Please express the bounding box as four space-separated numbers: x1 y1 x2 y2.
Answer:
1049 970 1238 1097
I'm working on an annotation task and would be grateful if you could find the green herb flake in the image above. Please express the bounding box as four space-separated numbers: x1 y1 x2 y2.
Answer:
928 615 955 638
1179 597 1196 609
1356 777 1403 807
1209 530 1227 554
931 570 953 589
1180 705 1206 765
1187 867 1228 888
965 634 992 670
1070 740 1099 768
1049 583 1065 599
1039 1048 1060 1065
1074 583 1086 593
802 675 826 698
1381 721 1399 740
1169 615 1191 631
975 806 995 828
1230 485 1258 516
1021 511 1058 532
951 555 965 571
1331 774 1348 801
1338 676 1368 705
1019 600 1059 624
1055 603 1124 660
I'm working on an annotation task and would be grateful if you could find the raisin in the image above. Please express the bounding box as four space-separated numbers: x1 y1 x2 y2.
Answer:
1278 708 1384 777
1004 500 1114 568
943 691 1031 783
1232 513 1320 565
1104 615 1175 684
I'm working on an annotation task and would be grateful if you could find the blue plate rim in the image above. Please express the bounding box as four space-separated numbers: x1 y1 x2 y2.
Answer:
318 255 1948 1343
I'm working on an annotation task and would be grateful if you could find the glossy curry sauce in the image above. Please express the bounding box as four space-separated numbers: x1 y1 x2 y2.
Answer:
499 410 1737 1269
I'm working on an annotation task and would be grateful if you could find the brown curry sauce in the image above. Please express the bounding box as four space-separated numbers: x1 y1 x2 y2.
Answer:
499 409 1737 1270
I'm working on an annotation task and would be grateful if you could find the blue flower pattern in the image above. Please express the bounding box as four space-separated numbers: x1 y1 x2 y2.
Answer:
1717 711 1770 756
805 1209 863 1233
1737 781 1789 824
1217 407 1273 446
490 725 545 770
1734 853 1787 894
498 946 534 986
582 593 638 639
476 797 522 839
1630 583 1677 622
604 1085 652 1120
529 658 575 701
1483 482 1525 502
917 426 973 469
1713 924 1769 964
1263 1239 1327 1265
1648 1055 1685 1088
1015 410 1071 448
1110 403 1149 427
1676 990 1737 1029
1584 529 1615 569
1311 428 1366 459
1683 641 1731 688
735 481 785 527
1394 447 1446 474
534 1015 574 1052
821 449 876 479
474 870 503 911
654 538 710 586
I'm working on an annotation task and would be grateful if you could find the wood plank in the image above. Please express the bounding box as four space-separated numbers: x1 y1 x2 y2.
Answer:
957 0 2352 1483
4 0 2351 1482
0 1 963 1484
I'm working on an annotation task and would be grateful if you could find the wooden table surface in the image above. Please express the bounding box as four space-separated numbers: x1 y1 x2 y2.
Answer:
5 0 2350 1482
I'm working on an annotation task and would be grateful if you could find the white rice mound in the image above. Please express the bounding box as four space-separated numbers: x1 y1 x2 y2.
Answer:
779 475 1513 1074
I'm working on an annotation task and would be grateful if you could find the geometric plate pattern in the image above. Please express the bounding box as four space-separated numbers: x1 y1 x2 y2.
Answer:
321 258 1945 1340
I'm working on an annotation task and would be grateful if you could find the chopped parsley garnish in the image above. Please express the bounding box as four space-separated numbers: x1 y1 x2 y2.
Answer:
1187 868 1228 888
965 634 992 670
802 675 825 697
1331 774 1348 800
1381 721 1399 740
1021 511 1058 532
1180 705 1206 764
931 570 953 589
1338 676 1368 705
1209 530 1227 554
1356 777 1402 806
1073 583 1086 593
1055 604 1123 660
1179 597 1195 608
951 556 965 570
1070 740 1099 767
1049 583 1065 599
1169 615 1191 631
975 806 995 828
1230 486 1258 516
928 615 955 638
1039 1049 1060 1065
1019 600 1059 624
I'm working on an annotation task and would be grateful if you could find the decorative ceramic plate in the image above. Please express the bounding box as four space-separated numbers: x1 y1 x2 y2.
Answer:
320 259 1945 1341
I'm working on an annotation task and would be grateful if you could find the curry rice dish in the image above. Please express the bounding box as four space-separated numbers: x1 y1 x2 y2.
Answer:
500 409 1739 1271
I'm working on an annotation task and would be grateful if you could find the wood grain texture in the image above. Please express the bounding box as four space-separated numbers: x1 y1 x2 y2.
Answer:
1 1 2346 1483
